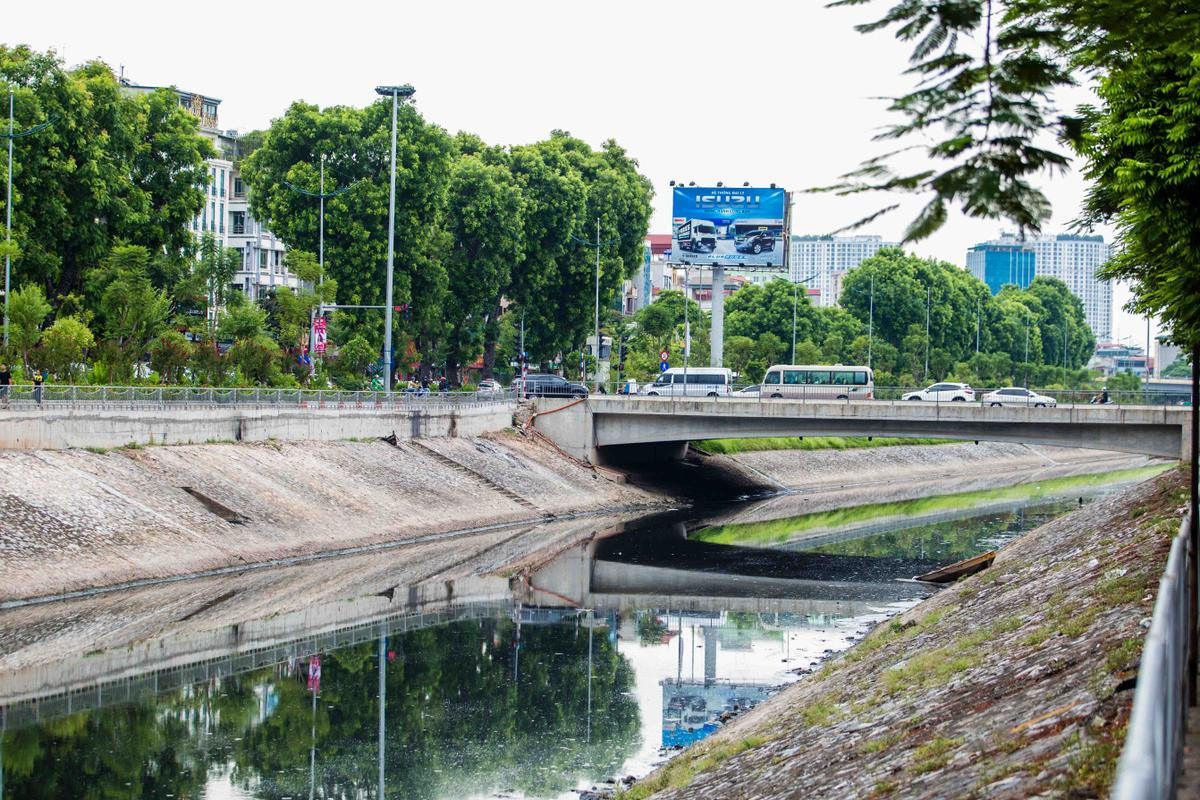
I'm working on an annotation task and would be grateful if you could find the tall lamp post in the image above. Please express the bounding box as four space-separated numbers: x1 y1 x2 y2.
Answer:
374 83 415 392
2 89 54 348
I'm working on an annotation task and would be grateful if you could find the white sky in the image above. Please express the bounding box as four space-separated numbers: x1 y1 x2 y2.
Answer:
12 0 1153 344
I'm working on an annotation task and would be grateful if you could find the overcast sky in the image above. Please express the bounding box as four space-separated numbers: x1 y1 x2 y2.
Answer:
12 0 1154 344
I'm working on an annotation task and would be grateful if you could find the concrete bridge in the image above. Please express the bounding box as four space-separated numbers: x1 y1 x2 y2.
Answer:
532 396 1193 464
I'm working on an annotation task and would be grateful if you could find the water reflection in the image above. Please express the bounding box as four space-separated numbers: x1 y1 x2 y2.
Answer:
1 486 1100 800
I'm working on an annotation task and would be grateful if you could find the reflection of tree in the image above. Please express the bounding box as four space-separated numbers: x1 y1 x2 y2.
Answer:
636 611 669 644
4 616 639 800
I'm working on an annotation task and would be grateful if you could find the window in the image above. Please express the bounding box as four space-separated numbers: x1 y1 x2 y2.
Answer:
805 370 832 385
210 168 216 196
233 177 245 197
763 371 781 385
854 371 868 385
833 370 856 385
783 370 803 385
219 169 226 197
231 211 246 235
210 201 216 230
201 204 207 231
259 250 268 268
686 373 727 385
218 202 224 233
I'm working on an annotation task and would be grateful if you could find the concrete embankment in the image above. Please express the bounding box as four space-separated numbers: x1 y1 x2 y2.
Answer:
622 466 1189 800
0 400 513 449
0 429 665 604
708 441 1161 522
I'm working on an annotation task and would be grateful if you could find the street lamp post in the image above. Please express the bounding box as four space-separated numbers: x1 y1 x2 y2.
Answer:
4 90 11 348
924 286 931 381
374 84 415 392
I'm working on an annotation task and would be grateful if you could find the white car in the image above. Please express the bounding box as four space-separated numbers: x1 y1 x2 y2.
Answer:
902 382 975 402
477 379 503 393
980 387 1058 407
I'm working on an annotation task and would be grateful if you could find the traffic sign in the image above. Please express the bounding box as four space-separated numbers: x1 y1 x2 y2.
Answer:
660 361 669 372
660 350 669 362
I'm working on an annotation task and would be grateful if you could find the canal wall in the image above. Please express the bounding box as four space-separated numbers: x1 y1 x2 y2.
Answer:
0 430 666 604
0 400 514 450
623 466 1189 800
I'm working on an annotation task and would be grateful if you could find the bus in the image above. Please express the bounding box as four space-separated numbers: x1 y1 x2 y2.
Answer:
642 367 734 397
760 364 874 400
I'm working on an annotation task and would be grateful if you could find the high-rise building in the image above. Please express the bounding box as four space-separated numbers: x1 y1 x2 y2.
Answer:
966 241 1036 294
967 233 1113 340
788 235 897 307
119 76 299 306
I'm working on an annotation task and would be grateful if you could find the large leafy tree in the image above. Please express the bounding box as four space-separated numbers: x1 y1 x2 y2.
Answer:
241 100 455 373
0 46 212 301
442 153 526 384
826 0 1200 348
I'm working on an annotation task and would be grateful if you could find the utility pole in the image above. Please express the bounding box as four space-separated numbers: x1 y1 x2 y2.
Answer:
683 265 690 386
4 90 11 349
594 216 601 391
924 286 931 381
791 282 798 364
975 298 981 356
867 273 874 369
1023 319 1030 386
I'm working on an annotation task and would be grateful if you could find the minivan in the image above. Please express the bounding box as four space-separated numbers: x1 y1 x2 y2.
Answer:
760 364 874 400
641 367 733 397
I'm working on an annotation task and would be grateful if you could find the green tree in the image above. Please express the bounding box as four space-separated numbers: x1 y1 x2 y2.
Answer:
39 315 94 382
724 335 756 380
7 283 51 371
442 154 526 385
1107 370 1142 393
334 334 376 387
218 304 268 342
0 46 211 301
241 99 455 374
149 330 194 384
228 334 280 385
95 247 172 382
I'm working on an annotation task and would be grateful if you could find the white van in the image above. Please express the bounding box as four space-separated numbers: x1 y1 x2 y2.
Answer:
641 367 733 397
761 364 874 400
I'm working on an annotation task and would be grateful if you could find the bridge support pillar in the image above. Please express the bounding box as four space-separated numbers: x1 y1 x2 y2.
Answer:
710 264 724 368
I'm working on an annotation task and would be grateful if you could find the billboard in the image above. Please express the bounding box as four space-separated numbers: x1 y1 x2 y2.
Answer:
670 186 787 269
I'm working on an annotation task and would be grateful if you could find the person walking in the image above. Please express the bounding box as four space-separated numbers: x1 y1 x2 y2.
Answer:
32 369 44 407
0 363 11 408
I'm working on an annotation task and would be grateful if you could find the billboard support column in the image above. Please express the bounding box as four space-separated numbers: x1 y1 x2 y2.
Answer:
710 264 725 368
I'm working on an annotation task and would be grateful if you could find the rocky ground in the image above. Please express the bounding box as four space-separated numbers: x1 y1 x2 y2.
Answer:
0 429 665 603
619 466 1190 800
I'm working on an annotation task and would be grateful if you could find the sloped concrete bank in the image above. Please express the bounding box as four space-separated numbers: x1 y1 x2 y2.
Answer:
0 430 666 604
620 467 1189 800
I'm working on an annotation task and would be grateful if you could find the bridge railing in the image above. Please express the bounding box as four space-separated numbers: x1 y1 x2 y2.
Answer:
1111 510 1196 800
0 384 515 411
584 382 1188 407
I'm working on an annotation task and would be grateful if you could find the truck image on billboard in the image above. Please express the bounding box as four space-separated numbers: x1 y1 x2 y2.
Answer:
670 186 787 268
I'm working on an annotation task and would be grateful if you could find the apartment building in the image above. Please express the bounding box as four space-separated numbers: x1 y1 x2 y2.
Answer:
788 235 897 307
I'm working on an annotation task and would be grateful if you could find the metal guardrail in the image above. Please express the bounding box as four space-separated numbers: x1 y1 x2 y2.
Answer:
1111 511 1195 800
0 384 515 411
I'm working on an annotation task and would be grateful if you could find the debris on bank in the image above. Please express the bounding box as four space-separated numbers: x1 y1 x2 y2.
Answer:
621 466 1189 800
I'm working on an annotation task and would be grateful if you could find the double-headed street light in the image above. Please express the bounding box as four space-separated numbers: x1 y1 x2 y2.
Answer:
374 83 415 392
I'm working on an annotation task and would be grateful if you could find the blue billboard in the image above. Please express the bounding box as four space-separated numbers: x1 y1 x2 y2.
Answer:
670 186 787 269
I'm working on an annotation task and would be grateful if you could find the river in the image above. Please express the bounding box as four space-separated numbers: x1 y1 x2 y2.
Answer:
0 464 1169 799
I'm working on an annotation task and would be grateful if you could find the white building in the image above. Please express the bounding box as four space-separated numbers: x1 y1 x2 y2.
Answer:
982 233 1113 341
119 77 299 305
788 235 897 307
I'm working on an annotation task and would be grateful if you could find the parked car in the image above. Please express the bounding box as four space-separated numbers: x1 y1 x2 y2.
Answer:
902 382 975 402
514 373 588 398
734 384 760 396
980 387 1058 407
477 379 503 393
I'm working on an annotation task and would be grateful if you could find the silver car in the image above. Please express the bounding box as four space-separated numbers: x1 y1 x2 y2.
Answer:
980 387 1057 407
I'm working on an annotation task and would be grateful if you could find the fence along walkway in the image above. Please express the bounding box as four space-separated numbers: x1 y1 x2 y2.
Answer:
0 384 514 410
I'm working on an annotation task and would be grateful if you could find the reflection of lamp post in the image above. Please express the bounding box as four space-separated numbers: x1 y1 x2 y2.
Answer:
378 627 387 799
374 84 416 392
309 679 317 800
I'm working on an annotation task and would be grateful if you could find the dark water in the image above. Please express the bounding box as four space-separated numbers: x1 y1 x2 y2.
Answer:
0 487 1118 800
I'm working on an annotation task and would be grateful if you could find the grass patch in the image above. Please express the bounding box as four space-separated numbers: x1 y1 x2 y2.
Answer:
870 779 899 797
1061 728 1123 797
694 436 956 454
801 699 840 727
860 731 903 755
82 446 110 454
1104 637 1142 674
617 735 769 799
693 465 1172 547
1020 627 1051 648
1096 574 1143 607
911 737 963 774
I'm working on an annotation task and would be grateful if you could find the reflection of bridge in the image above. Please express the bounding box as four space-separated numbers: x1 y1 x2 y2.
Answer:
524 521 932 614
533 397 1192 463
